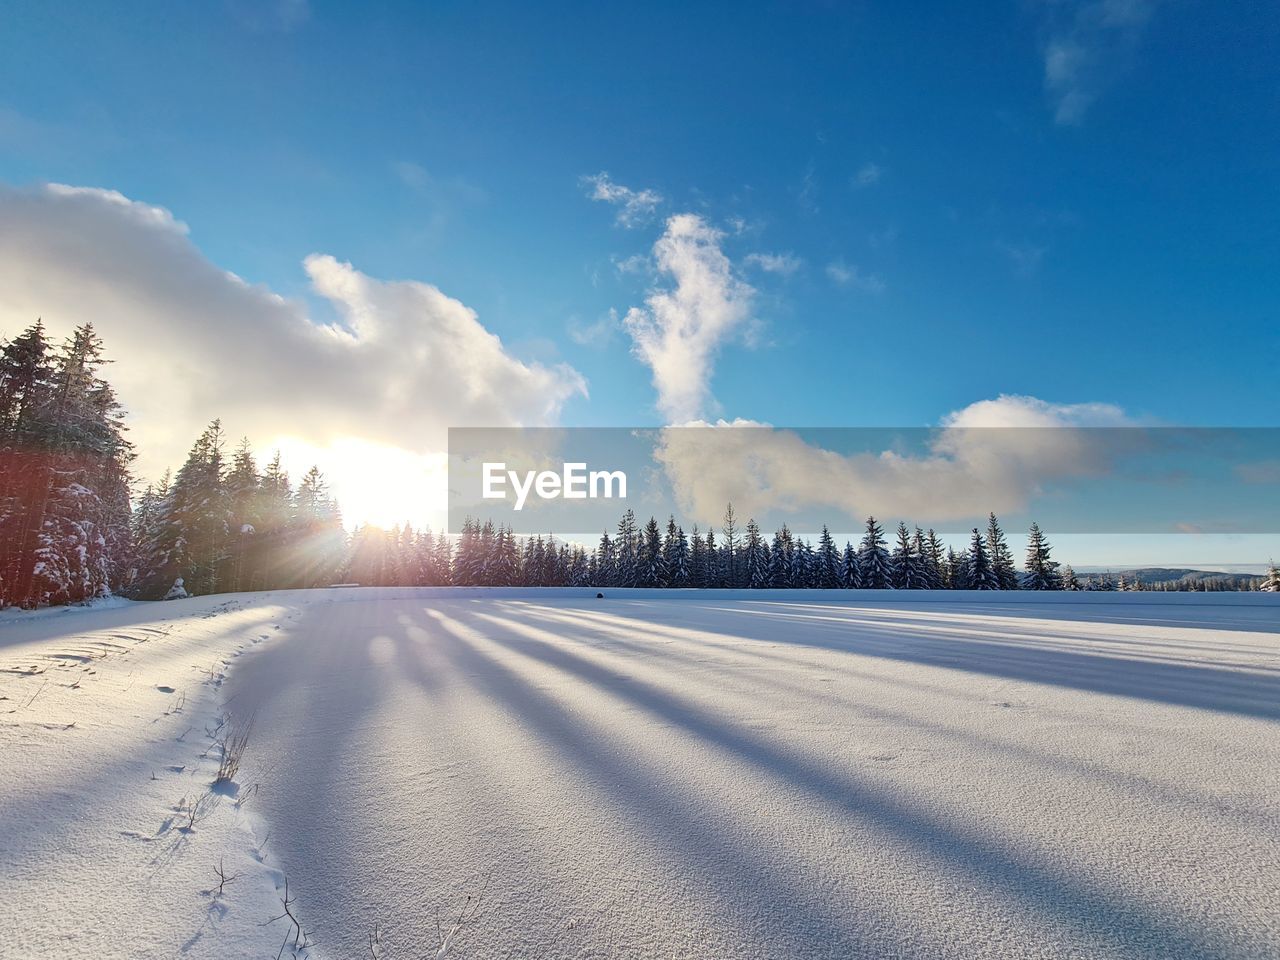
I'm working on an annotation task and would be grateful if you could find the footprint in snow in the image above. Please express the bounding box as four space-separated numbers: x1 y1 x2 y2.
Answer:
156 685 175 693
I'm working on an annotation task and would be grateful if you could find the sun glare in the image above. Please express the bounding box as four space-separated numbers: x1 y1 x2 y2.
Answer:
261 435 448 532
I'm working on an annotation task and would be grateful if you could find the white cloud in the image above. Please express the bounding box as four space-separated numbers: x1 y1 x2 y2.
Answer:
622 214 755 423
853 162 882 187
744 252 802 276
825 259 885 293
0 183 586 524
581 172 663 228
654 396 1132 526
1041 0 1162 125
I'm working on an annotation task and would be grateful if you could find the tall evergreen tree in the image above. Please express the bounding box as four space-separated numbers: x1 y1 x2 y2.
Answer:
858 516 891 589
615 509 639 587
721 503 740 588
769 525 792 587
744 518 769 588
1022 522 1060 590
985 513 1018 590
143 420 229 597
890 521 924 589
841 541 860 588
817 525 841 588
638 516 667 587
925 529 947 589
967 527 999 590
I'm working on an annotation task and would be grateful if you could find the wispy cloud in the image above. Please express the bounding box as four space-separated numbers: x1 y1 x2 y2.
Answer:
852 162 882 188
825 259 885 293
622 214 755 422
1041 0 1163 125
568 309 621 348
581 172 663 227
744 252 803 276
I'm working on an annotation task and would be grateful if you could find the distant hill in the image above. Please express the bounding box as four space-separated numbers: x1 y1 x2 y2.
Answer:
1112 567 1261 588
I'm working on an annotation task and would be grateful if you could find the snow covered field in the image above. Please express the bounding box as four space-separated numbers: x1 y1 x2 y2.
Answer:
2 590 1278 959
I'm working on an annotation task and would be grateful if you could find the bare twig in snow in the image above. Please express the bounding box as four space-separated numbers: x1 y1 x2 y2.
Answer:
435 872 491 959
23 679 48 709
179 790 220 831
263 875 307 955
213 856 241 896
214 710 256 785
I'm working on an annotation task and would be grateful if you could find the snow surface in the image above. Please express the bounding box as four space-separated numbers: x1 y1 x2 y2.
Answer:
2 589 1279 959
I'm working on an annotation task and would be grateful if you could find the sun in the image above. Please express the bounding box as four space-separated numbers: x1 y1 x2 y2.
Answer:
261 435 449 532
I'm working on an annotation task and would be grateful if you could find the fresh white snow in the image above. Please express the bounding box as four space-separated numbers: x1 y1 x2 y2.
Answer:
2 589 1278 959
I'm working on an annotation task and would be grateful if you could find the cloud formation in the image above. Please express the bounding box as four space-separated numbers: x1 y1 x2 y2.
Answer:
621 214 755 423
653 395 1132 526
1042 0 1162 124
581 172 663 228
0 182 586 514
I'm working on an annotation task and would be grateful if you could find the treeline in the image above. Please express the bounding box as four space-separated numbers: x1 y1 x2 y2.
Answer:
344 511 1277 592
0 320 344 606
423 508 1228 592
130 421 347 599
3 321 1278 608
0 322 134 607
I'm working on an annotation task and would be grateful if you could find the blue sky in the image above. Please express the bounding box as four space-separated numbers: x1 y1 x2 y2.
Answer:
1 0 1277 561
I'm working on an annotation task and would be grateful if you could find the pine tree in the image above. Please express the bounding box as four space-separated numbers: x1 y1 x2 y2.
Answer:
1060 564 1081 591
792 537 815 588
745 518 769 588
615 509 639 587
638 516 667 587
967 527 999 589
1 323 134 606
986 513 1018 590
925 529 947 589
890 521 923 589
817 525 841 588
704 527 721 587
663 517 690 587
769 525 792 588
858 517 891 589
142 420 229 597
668 524 690 586
1022 522 1060 590
841 542 859 588
225 438 260 592
689 526 706 588
292 464 345 588
595 530 615 587
0 321 56 605
721 503 740 588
